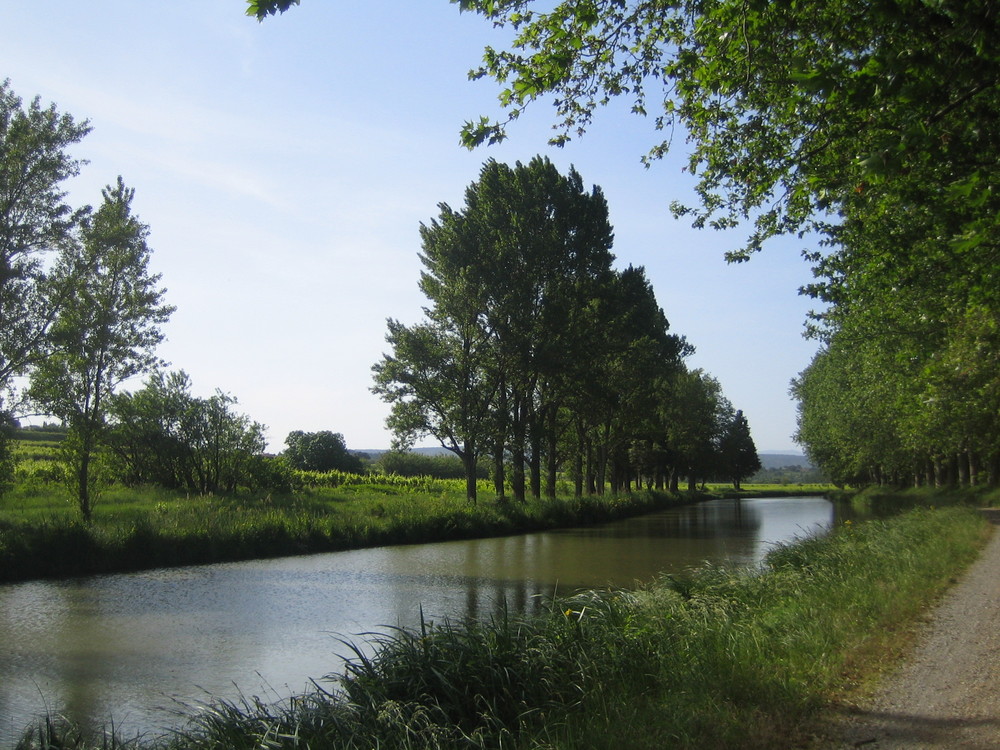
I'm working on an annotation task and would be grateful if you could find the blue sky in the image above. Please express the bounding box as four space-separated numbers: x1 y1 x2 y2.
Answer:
3 1 820 452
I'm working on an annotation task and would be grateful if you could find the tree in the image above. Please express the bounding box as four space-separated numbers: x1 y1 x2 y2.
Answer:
446 0 1000 489
108 370 270 494
374 157 617 503
656 368 726 492
373 318 496 503
716 410 761 491
0 80 90 409
246 0 298 18
29 178 173 519
453 2 999 261
249 1 1000 488
284 430 363 473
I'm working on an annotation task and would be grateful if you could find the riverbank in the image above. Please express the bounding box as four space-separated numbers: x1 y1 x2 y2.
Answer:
0 481 829 583
13 503 986 749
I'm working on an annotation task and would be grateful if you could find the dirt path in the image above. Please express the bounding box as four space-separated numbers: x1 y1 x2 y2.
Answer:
823 510 1000 749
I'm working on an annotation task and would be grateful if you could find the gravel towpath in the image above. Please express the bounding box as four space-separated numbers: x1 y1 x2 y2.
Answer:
825 509 1000 749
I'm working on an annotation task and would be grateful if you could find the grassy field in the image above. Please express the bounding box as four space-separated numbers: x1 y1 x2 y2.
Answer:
14 501 988 749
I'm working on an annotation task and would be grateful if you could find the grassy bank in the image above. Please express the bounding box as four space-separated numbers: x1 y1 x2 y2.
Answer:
833 483 1000 512
1 461 833 583
15 504 988 749
0 481 685 583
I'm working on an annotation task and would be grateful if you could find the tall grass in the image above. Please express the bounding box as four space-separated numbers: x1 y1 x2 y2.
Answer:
13 505 986 749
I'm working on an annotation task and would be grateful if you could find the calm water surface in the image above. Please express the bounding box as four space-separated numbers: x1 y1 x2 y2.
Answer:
0 495 835 742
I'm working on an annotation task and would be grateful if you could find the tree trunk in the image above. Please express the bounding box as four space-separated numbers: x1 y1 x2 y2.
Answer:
987 454 999 487
512 444 527 502
573 421 585 498
585 437 597 495
545 424 558 499
78 450 92 521
529 428 542 500
932 457 943 488
462 446 478 504
510 393 527 502
595 424 610 495
958 452 969 486
493 433 506 501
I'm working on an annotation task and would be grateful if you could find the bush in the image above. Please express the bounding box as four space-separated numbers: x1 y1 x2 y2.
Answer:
283 430 364 473
375 450 488 480
246 455 298 493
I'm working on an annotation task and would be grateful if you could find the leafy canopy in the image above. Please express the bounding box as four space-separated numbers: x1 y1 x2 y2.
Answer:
245 2 1000 266
0 79 91 391
456 0 1000 262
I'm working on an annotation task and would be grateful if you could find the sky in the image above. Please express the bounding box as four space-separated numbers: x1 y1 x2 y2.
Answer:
3 1 821 453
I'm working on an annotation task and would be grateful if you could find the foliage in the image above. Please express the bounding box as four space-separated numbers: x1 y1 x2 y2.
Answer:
106 371 268 495
715 409 761 490
14 424 67 442
0 80 90 406
246 0 298 19
748 464 828 486
284 430 364 473
0 471 685 582
0 409 16 496
28 178 173 519
453 1 1000 261
438 0 1000 489
375 450 489 480
374 157 715 502
248 1 1000 490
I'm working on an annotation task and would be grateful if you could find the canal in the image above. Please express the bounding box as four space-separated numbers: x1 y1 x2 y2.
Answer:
0 495 836 743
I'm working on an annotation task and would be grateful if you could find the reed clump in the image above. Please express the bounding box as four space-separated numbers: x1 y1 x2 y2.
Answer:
14 504 986 750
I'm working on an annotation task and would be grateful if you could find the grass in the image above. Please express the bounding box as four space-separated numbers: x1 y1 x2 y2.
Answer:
12 502 988 749
0 477 729 582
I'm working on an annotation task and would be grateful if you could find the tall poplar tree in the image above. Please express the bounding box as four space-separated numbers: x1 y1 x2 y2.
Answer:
717 410 761 491
374 157 616 502
30 178 173 519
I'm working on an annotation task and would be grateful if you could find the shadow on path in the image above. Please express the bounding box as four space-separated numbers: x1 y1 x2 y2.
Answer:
833 708 1000 749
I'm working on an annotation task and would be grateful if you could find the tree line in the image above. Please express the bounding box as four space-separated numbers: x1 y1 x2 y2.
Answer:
261 0 997 492
372 157 760 502
456 0 1000 489
2 78 761 516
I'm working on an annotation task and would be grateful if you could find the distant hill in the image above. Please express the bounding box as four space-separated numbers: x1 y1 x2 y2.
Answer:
358 447 813 469
355 447 452 458
758 453 813 470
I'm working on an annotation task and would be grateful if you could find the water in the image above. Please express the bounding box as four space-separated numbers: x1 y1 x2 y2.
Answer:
0 495 834 742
